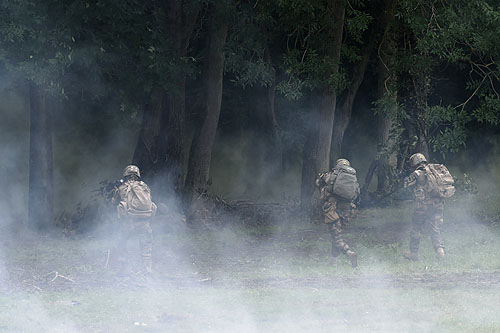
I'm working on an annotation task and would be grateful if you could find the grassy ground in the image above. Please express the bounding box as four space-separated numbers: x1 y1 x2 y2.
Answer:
1 194 500 332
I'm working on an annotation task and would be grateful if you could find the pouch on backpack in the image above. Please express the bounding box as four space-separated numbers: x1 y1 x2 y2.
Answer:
124 181 156 217
425 164 455 198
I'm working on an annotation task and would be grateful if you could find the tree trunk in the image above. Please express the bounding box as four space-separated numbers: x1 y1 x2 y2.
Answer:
362 0 399 196
375 4 398 194
132 1 199 199
331 35 375 162
185 15 228 198
132 90 163 181
28 82 53 230
300 1 345 208
250 76 283 174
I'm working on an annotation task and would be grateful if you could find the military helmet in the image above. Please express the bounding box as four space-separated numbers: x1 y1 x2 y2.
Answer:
123 165 141 178
335 158 351 168
409 153 427 168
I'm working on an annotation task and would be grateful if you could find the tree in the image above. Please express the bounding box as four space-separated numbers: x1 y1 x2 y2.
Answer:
0 1 72 229
185 0 229 209
395 0 500 159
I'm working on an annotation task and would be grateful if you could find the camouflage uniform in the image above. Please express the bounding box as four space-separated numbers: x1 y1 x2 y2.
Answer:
112 169 154 274
405 166 445 254
323 196 356 257
318 162 360 264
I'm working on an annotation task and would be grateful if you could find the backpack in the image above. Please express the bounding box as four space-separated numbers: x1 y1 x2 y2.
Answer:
331 165 359 201
424 164 455 198
119 181 157 217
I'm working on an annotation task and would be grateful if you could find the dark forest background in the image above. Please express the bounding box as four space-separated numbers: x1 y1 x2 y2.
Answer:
0 0 499 230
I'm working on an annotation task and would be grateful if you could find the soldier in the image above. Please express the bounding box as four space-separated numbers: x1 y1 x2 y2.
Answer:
403 153 455 260
316 158 360 268
111 165 157 275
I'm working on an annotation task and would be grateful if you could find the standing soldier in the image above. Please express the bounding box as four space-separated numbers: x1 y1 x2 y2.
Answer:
403 153 455 260
316 158 360 268
112 165 157 275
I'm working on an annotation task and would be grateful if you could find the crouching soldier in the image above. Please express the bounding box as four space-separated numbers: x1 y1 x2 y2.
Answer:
111 165 157 275
316 158 360 268
403 153 455 260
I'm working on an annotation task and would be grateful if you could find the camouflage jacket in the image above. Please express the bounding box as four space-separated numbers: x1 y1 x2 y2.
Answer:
404 166 442 204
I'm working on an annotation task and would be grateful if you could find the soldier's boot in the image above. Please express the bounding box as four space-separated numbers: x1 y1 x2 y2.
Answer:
402 251 419 261
346 250 358 268
436 247 445 259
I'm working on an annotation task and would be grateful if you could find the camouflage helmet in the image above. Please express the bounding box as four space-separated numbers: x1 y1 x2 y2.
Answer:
335 158 351 168
409 153 427 168
123 165 141 178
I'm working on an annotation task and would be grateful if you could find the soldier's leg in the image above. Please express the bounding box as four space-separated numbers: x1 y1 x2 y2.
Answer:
114 220 132 274
404 205 426 261
409 206 427 254
323 200 342 259
337 205 357 266
429 203 445 256
137 221 153 273
329 220 351 254
329 218 357 267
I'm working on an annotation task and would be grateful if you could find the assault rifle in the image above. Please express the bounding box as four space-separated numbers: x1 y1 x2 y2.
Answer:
98 179 124 203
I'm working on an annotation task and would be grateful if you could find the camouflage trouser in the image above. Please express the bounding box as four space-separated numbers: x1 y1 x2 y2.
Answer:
409 199 444 253
323 197 353 257
116 218 153 273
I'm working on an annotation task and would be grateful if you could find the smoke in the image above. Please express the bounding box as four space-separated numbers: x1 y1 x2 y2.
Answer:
1 54 500 333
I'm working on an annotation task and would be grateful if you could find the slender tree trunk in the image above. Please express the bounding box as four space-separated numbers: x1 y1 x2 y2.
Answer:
300 1 345 208
251 77 283 173
362 0 399 196
28 82 53 230
375 6 398 194
331 36 375 161
262 47 283 172
132 90 163 181
185 15 228 199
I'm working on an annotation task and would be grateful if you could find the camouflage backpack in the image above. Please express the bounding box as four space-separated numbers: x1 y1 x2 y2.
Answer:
424 164 455 198
332 164 359 201
118 180 157 218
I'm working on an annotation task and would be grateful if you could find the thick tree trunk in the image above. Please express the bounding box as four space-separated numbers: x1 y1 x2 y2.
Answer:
331 36 375 161
185 17 228 198
300 1 345 208
132 1 199 198
28 83 53 230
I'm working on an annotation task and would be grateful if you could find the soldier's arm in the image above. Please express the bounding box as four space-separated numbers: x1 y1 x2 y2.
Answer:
355 182 361 205
110 187 120 206
404 171 418 188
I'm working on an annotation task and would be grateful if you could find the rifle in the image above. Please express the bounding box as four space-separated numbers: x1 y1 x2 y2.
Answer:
98 179 124 203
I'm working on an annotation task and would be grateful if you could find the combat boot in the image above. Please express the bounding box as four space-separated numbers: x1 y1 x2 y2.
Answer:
436 247 445 259
402 251 419 261
346 250 358 268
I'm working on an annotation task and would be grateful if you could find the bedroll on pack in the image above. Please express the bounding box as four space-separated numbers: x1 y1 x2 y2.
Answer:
332 165 359 201
121 181 157 217
425 164 455 198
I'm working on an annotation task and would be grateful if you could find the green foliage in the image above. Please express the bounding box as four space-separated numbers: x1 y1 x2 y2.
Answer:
473 94 500 125
388 0 500 157
272 0 371 99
